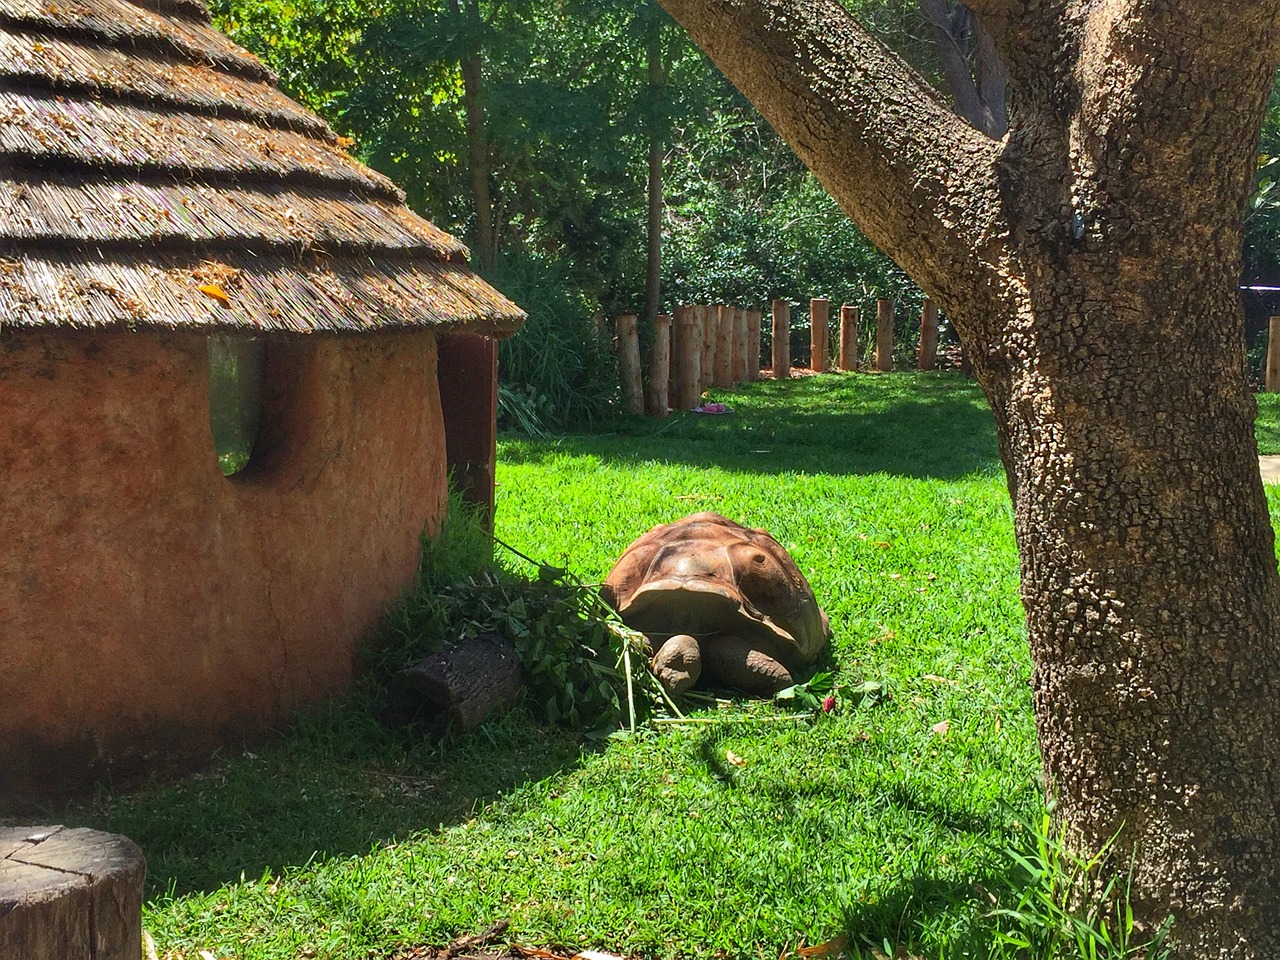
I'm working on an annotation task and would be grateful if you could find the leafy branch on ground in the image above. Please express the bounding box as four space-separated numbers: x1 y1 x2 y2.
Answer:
369 491 673 732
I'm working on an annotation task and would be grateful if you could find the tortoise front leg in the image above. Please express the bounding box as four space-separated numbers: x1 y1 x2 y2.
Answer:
651 634 702 696
701 635 793 696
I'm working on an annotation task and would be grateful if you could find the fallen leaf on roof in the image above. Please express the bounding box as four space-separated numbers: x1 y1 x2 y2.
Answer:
198 283 231 306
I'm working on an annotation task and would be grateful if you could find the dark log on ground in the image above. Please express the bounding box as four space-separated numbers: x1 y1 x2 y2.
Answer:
387 633 525 734
0 825 145 960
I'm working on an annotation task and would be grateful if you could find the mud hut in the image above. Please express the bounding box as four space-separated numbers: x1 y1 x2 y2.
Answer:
0 0 525 803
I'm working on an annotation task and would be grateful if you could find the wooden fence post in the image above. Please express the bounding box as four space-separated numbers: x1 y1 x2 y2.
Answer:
616 313 644 414
839 305 859 371
746 310 762 380
810 298 829 372
732 308 749 383
647 312 671 417
713 305 734 387
699 304 716 395
1268 316 1280 392
772 300 791 379
672 305 702 410
918 299 939 371
875 298 894 372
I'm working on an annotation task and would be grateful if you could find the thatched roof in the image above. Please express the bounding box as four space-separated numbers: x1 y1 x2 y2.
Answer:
0 0 525 336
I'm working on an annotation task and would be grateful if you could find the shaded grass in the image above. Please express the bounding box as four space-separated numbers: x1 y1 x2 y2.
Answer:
41 371 1279 958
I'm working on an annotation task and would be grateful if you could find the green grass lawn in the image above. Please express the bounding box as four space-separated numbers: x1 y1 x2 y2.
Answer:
1255 392 1280 453
33 373 1280 960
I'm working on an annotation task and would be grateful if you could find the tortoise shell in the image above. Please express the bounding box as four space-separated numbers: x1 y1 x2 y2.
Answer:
601 512 830 669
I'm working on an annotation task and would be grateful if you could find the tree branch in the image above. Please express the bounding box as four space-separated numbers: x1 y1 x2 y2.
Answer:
656 0 1008 310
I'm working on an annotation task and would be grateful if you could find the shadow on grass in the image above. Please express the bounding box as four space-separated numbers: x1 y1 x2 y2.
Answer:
502 373 1004 481
48 694 588 899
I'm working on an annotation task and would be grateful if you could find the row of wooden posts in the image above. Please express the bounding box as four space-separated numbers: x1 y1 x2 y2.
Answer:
615 297 943 417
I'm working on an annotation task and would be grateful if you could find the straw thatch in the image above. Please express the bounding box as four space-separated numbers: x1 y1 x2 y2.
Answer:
0 0 524 336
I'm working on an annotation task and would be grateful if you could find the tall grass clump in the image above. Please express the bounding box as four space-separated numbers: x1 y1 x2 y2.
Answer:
972 816 1174 960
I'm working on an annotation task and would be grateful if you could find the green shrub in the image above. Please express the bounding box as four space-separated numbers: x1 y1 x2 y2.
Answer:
489 251 620 430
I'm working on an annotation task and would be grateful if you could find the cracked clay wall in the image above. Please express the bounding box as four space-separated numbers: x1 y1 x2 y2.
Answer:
0 329 447 803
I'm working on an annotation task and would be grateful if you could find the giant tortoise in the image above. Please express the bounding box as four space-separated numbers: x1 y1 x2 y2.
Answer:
601 512 830 696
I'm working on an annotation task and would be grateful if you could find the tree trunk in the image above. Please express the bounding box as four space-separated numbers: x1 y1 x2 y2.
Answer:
451 0 496 272
648 311 671 416
642 20 666 335
657 0 1280 953
916 0 1007 138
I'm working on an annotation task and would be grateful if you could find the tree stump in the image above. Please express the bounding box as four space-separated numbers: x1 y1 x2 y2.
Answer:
0 826 145 960
647 312 671 417
672 305 702 410
698 304 717 395
731 308 749 383
713 305 734 388
387 633 525 735
745 310 762 380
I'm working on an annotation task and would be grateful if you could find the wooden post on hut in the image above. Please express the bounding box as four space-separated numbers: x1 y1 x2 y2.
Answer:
810 297 829 372
918 299 939 371
672 305 702 410
648 312 671 417
714 305 734 387
772 300 791 379
839 304 860 371
746 309 762 380
616 314 644 414
699 304 717 395
875 298 894 372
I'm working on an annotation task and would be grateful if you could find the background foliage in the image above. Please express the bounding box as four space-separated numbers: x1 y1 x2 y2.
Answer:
212 0 1280 413
211 0 930 425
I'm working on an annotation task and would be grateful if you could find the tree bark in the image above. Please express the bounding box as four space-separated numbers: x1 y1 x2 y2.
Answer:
657 0 1280 954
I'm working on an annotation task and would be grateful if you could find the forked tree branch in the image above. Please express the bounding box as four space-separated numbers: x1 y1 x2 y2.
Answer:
656 0 1008 308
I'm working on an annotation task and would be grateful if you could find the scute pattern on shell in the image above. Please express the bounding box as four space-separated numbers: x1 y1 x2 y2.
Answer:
601 512 830 668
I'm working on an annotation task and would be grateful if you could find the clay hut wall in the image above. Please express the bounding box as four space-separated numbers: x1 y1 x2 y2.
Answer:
0 328 449 800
